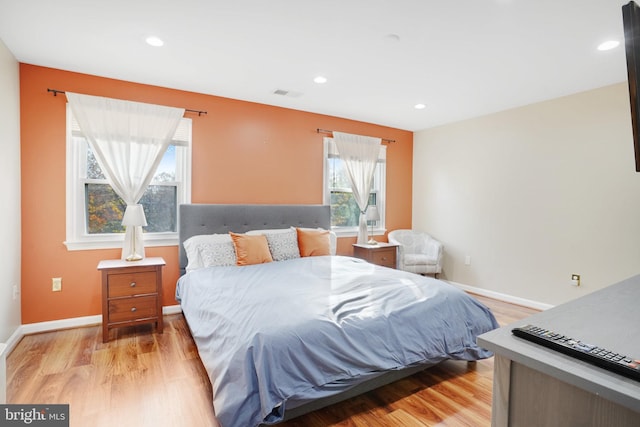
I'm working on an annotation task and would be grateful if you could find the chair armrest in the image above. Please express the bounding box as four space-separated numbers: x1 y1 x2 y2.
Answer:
426 239 443 265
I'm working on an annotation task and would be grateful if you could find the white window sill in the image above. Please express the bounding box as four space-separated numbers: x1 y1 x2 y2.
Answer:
64 233 178 251
331 227 387 238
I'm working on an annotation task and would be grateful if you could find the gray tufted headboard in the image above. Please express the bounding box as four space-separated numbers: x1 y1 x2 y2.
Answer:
178 204 331 275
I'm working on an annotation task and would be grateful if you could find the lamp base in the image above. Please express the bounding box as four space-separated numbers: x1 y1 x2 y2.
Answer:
125 253 144 262
367 239 378 245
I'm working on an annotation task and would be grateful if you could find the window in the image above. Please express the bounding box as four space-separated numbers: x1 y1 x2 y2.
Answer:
65 105 192 250
323 138 386 237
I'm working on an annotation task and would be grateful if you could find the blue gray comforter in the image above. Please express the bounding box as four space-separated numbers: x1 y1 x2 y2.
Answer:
176 255 498 427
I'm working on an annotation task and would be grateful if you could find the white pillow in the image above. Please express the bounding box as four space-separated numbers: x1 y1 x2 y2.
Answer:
246 228 300 261
183 234 237 272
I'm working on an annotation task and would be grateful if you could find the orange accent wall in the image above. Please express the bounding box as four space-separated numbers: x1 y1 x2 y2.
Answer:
20 64 413 324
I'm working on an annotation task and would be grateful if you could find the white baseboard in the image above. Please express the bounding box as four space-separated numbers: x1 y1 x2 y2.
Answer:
447 280 554 311
20 314 102 336
4 305 183 357
0 343 6 404
3 328 24 360
163 305 183 315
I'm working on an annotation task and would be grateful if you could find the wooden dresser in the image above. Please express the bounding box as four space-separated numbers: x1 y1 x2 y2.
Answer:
352 243 398 269
98 257 165 342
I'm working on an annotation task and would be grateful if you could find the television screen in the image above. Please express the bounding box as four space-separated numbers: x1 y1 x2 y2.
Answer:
623 1 640 172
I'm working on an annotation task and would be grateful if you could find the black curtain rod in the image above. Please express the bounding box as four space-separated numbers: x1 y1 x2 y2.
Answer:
316 128 395 143
47 88 208 116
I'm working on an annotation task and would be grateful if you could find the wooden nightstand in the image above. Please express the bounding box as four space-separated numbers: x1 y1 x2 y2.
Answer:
352 243 398 269
97 257 165 342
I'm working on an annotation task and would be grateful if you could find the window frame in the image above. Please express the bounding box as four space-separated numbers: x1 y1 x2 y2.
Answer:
64 104 192 251
322 137 387 238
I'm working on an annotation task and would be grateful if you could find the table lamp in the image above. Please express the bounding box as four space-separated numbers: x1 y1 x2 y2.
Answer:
122 204 147 261
366 206 380 245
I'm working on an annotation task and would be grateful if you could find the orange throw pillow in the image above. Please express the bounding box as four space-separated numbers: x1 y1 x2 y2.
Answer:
229 232 273 266
296 228 330 257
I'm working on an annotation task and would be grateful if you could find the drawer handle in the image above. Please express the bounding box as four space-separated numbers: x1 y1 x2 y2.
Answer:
130 282 136 287
131 307 137 312
381 257 387 261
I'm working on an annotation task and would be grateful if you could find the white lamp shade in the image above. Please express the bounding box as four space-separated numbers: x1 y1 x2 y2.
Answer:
366 206 380 221
122 204 148 227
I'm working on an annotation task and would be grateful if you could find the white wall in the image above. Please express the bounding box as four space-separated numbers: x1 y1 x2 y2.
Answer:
414 83 640 307
0 36 21 402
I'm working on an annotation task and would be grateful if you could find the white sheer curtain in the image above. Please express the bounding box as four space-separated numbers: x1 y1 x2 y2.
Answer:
66 92 185 259
333 131 382 244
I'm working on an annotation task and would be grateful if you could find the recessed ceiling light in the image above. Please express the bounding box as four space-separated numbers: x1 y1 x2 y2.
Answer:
314 76 328 84
597 40 620 51
385 34 401 43
145 36 164 47
414 103 426 110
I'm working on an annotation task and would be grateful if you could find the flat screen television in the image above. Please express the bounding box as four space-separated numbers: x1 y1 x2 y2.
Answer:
623 1 640 171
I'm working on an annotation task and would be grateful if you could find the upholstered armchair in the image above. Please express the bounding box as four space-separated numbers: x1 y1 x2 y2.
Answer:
388 229 443 277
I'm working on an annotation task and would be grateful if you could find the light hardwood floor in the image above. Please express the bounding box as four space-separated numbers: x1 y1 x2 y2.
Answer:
7 294 538 427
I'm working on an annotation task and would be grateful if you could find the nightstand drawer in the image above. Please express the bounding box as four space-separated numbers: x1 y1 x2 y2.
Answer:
370 249 396 268
352 243 398 269
108 271 157 297
108 295 158 323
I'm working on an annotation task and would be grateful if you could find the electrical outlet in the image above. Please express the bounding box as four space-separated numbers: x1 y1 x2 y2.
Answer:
52 277 62 292
464 255 471 266
12 284 19 300
571 274 580 287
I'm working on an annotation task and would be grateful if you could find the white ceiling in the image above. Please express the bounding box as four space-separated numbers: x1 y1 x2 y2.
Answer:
0 0 630 131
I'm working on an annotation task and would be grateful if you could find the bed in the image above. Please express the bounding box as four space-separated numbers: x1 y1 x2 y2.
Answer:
175 204 499 427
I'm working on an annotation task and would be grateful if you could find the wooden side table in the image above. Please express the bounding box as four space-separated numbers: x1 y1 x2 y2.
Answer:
98 257 165 342
352 243 398 269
